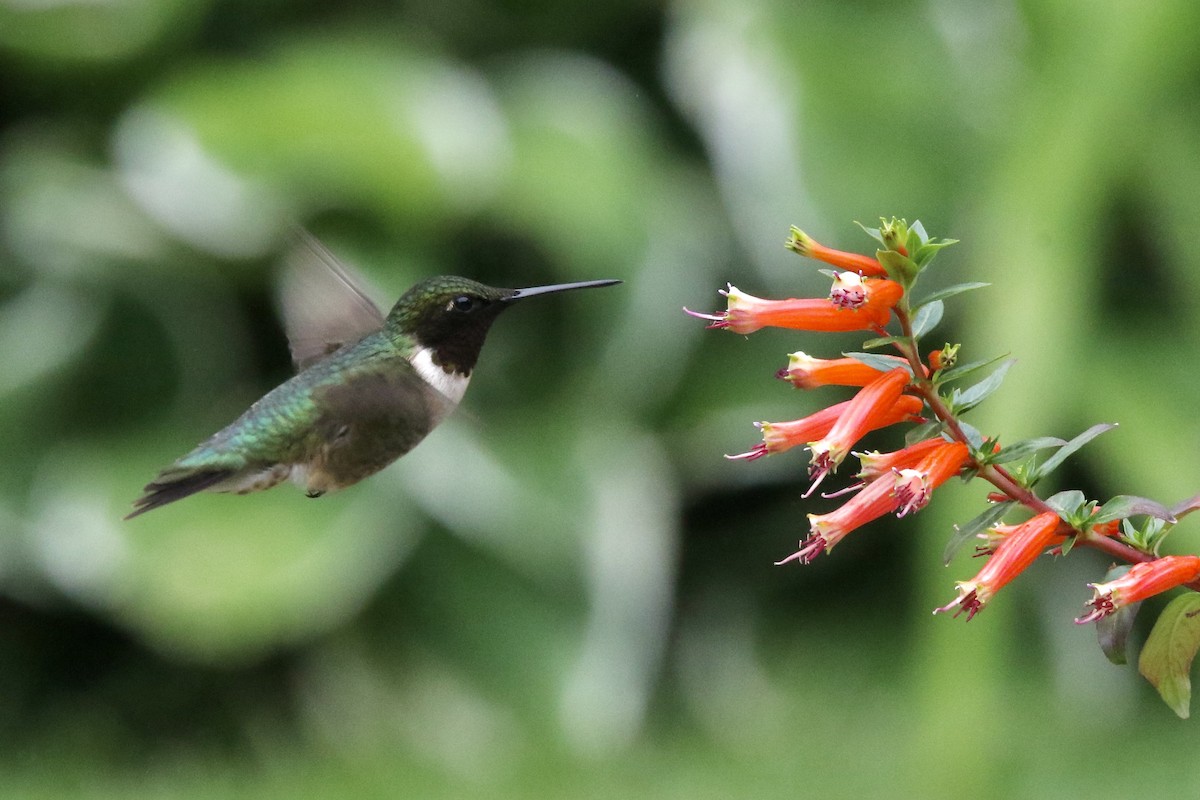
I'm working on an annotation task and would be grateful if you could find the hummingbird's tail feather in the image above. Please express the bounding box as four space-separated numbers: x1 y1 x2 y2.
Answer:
124 469 236 519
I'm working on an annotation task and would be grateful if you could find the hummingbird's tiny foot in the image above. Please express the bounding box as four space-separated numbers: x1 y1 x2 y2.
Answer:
306 490 325 498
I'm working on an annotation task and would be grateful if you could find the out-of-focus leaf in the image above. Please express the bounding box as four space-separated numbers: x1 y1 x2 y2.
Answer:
910 300 943 338
943 501 1013 565
1094 565 1136 665
118 34 511 250
29 441 424 662
1093 495 1177 525
0 285 104 397
1139 593 1200 719
1033 423 1118 481
0 0 207 64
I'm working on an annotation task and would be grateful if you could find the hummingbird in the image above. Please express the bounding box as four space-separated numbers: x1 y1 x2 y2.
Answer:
125 235 620 519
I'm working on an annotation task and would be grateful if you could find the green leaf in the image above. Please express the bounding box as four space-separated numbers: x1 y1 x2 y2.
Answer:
876 249 918 283
934 353 1008 387
1093 495 1177 525
1045 489 1087 518
956 420 985 451
860 335 907 350
950 359 1014 413
913 282 990 308
943 502 1014 565
990 436 1067 465
854 220 885 245
910 300 944 338
912 238 959 268
1094 565 1136 665
1033 423 1118 481
1139 593 1200 718
905 421 944 445
1119 517 1170 556
909 219 929 244
843 352 913 375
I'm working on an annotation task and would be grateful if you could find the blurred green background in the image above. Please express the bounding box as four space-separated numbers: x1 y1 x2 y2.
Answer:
4 0 1200 797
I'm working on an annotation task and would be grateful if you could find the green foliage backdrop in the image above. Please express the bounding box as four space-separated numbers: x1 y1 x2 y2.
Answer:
3 0 1200 797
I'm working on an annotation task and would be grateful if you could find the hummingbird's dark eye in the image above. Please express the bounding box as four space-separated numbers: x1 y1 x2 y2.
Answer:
450 295 475 312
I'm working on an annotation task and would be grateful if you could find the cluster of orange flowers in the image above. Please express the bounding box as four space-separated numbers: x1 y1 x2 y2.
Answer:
686 223 1200 627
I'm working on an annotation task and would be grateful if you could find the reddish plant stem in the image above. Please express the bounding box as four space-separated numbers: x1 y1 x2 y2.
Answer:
891 304 1160 570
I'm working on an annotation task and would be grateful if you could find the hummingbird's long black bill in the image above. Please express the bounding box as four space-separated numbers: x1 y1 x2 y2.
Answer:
505 279 622 302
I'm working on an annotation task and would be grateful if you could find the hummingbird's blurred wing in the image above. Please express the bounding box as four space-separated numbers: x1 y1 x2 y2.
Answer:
279 230 387 371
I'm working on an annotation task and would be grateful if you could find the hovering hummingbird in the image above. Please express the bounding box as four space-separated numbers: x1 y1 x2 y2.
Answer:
126 235 620 519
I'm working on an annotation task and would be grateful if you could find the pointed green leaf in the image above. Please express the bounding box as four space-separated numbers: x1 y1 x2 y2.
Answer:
934 353 1009 387
854 220 885 245
911 238 959 268
1033 423 1118 481
914 282 990 309
911 300 944 339
910 219 929 244
1094 565 1136 665
950 359 1015 413
861 335 907 350
956 420 985 451
843 352 913 375
1045 490 1087 518
943 502 1014 565
876 249 918 283
1094 495 1177 525
990 437 1067 465
1139 593 1200 718
905 421 944 445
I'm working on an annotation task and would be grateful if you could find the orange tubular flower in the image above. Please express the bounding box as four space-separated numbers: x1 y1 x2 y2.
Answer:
786 226 889 278
805 368 911 494
856 276 904 327
780 440 968 565
976 515 1121 558
891 441 970 517
684 284 895 335
934 510 1064 621
780 352 909 390
779 472 902 565
1075 556 1200 624
855 437 948 481
726 395 923 462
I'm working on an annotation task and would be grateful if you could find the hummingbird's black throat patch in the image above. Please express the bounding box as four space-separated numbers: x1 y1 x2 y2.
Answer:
423 303 508 375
